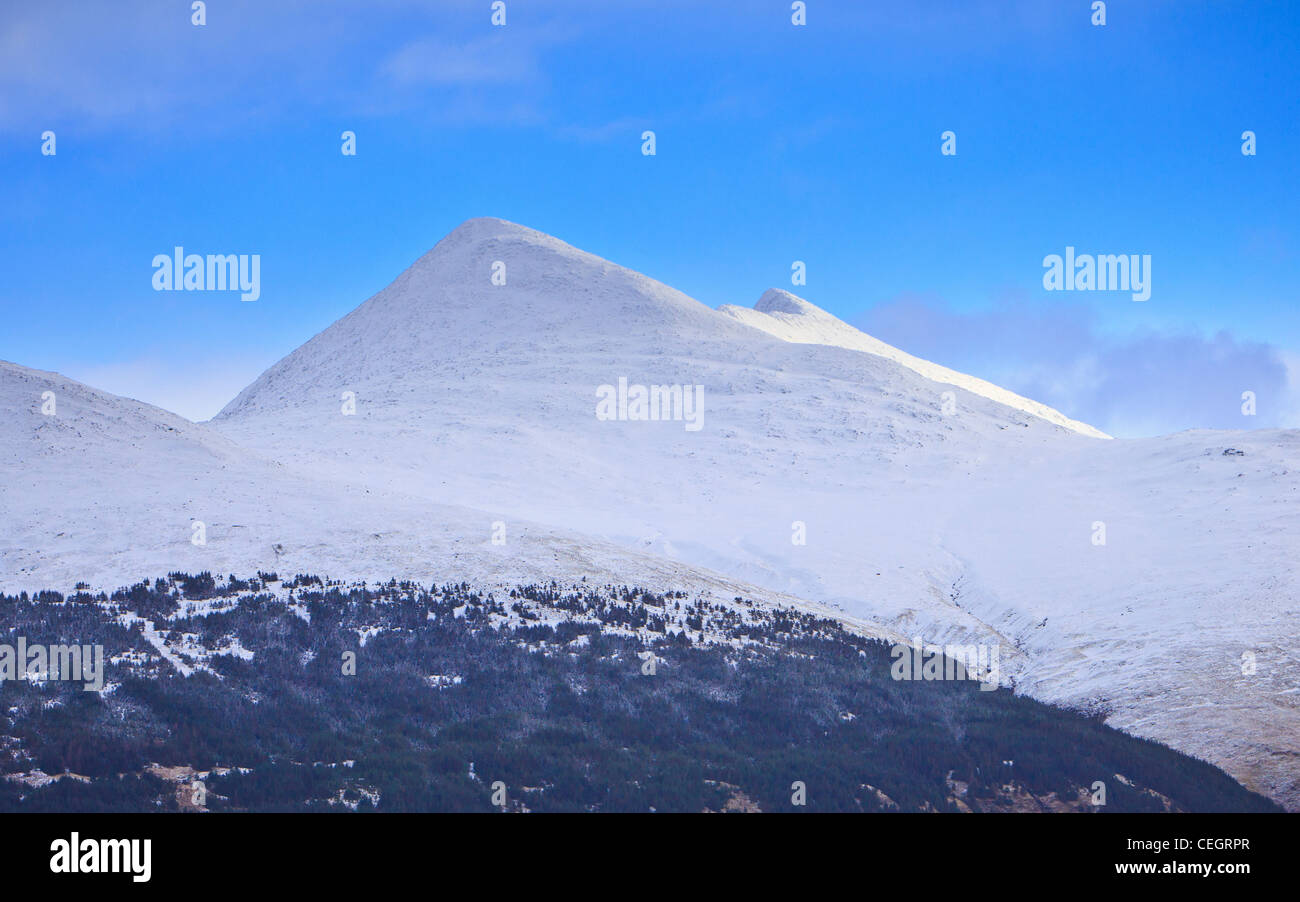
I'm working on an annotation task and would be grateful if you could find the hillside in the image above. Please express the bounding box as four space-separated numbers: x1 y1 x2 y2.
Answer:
0 573 1278 814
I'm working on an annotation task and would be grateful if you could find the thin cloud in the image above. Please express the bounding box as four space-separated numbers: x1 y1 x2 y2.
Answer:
382 34 535 86
0 1 577 133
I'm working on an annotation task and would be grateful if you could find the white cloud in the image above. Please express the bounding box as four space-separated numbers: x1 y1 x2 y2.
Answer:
855 295 1299 437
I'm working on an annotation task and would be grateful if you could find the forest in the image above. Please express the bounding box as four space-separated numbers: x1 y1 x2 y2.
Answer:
0 573 1279 813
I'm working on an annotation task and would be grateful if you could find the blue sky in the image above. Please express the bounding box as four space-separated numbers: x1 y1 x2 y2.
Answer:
1 0 1297 434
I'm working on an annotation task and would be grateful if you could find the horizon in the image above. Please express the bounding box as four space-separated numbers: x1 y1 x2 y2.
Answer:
2 0 1297 436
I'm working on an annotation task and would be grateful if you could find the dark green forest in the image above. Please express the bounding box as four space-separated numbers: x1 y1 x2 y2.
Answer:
0 573 1279 813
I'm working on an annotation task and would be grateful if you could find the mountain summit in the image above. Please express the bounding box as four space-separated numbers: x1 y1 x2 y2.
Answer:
218 216 1102 437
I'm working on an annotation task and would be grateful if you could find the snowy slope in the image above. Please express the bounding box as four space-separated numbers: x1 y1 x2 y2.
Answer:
212 218 1105 615
0 361 877 633
207 218 1299 808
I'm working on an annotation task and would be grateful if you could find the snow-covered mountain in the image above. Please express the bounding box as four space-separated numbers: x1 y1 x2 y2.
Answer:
3 218 1296 808
212 219 1111 625
0 361 859 627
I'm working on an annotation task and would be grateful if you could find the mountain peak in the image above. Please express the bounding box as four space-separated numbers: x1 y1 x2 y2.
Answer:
426 217 590 264
216 215 1108 439
438 216 549 245
754 288 824 317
